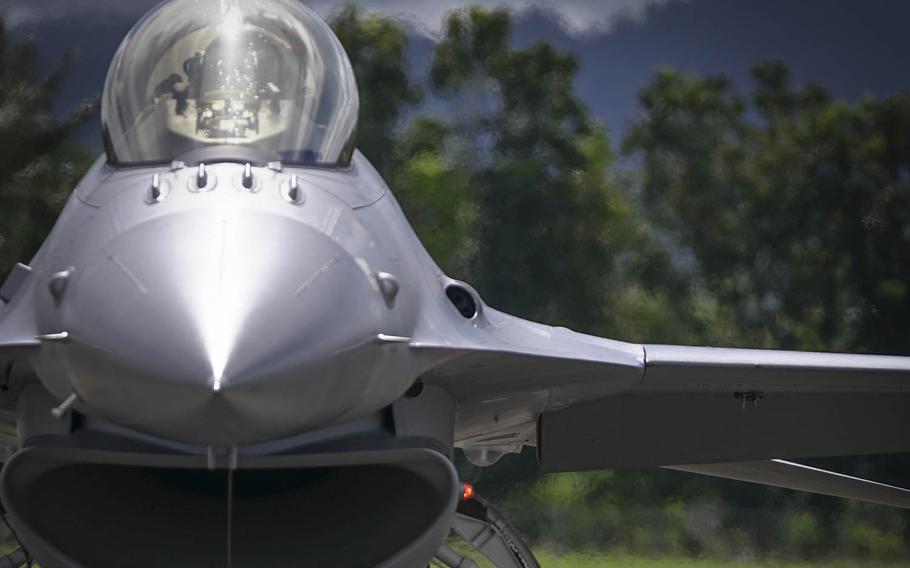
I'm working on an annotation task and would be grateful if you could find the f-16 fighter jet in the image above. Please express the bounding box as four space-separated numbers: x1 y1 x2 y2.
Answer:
0 1 908 566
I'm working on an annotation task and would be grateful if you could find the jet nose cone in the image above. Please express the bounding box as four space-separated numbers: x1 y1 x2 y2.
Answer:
58 210 410 444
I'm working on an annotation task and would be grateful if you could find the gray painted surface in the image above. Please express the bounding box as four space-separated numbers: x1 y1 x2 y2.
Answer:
642 344 910 393
539 393 910 471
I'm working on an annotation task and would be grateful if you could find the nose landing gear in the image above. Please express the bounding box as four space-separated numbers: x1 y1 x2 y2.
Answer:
434 487 541 568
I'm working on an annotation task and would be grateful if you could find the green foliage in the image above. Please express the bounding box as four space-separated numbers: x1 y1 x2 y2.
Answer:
781 511 823 556
427 7 671 334
450 535 910 568
0 13 96 276
624 60 910 354
846 524 906 560
389 117 478 273
530 553 910 568
329 5 421 175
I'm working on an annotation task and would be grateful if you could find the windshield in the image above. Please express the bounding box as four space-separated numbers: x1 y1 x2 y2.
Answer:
101 0 359 167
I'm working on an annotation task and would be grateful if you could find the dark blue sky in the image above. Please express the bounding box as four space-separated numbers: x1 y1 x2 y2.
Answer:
4 0 910 149
513 0 910 138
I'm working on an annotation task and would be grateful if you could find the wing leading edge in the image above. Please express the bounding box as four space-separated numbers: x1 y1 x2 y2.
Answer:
640 344 910 394
416 305 910 478
414 306 645 456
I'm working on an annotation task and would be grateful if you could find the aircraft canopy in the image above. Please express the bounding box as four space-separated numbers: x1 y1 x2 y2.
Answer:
101 0 359 167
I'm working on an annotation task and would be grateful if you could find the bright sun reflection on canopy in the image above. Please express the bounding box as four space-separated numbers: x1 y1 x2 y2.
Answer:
221 3 243 37
101 0 360 166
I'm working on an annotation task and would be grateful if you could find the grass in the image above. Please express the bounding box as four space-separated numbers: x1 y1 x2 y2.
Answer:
6 536 910 567
532 553 910 568
445 540 910 568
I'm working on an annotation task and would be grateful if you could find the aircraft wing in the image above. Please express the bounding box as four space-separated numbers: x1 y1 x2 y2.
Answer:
414 306 910 486
413 306 646 454
540 344 910 471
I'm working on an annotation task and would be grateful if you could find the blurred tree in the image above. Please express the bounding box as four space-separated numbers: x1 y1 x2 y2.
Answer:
329 5 422 176
0 14 95 278
429 7 671 335
330 7 479 276
388 116 479 275
624 61 910 355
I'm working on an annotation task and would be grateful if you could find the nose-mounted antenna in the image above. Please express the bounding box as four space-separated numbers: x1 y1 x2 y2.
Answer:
287 175 304 205
242 163 254 190
147 173 172 203
196 163 208 189
150 174 162 201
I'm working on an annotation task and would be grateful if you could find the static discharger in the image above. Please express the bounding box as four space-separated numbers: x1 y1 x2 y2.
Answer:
288 174 303 204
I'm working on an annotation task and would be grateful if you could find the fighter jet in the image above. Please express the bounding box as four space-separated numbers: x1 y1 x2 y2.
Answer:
0 1 907 566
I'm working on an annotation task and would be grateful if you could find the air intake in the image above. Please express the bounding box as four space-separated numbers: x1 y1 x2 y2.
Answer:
1 446 458 568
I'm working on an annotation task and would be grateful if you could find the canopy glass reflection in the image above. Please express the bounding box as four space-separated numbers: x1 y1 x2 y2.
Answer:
102 0 359 166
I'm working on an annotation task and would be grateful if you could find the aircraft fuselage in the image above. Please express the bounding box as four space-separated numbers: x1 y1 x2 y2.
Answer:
29 154 433 446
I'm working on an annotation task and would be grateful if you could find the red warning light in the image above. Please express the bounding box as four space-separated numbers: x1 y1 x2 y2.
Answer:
461 482 475 501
